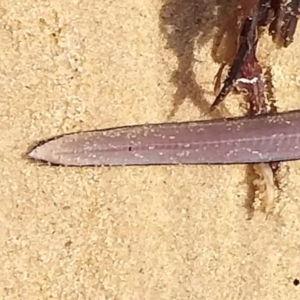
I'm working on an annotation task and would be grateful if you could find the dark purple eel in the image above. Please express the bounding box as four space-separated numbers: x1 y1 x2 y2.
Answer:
27 109 300 166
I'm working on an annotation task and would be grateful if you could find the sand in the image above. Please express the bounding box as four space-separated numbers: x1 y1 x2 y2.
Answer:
1 0 300 299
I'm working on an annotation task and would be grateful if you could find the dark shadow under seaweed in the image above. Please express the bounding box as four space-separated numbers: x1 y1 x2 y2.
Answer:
159 0 236 118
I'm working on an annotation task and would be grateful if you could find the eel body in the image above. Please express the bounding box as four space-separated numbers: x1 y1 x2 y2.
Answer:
27 109 300 166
